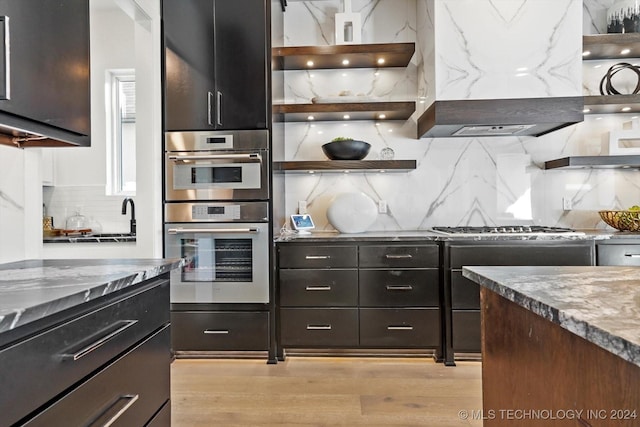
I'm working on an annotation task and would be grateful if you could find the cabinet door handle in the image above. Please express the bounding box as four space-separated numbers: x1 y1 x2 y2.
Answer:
204 329 230 334
88 394 139 427
207 91 214 126
385 254 412 259
61 320 138 361
0 16 9 100
306 285 332 291
387 325 414 331
216 90 223 126
386 285 413 291
624 254 640 258
305 255 330 260
307 324 332 330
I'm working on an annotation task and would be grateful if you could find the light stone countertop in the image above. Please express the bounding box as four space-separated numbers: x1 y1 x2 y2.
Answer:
462 265 640 368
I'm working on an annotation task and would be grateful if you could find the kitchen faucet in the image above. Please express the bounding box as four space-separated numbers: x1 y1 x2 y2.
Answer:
121 197 136 235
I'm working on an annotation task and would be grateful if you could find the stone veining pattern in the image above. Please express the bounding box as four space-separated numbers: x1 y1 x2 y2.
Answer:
277 0 640 234
0 259 185 334
462 265 640 368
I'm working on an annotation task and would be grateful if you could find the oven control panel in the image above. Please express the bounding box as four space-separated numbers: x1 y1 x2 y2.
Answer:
192 204 241 220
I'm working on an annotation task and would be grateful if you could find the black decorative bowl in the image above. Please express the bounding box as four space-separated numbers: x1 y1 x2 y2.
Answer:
322 140 371 160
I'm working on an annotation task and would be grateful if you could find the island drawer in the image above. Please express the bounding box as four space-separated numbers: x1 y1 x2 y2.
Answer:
359 270 439 307
0 279 169 427
359 308 440 347
171 311 269 351
280 308 358 347
597 244 640 266
278 245 357 269
280 269 358 307
23 326 170 427
359 245 439 268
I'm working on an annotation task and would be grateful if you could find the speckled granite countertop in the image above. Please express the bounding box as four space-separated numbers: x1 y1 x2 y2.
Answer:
0 258 184 338
462 265 640 368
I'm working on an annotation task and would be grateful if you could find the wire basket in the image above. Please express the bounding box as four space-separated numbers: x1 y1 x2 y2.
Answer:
599 210 640 232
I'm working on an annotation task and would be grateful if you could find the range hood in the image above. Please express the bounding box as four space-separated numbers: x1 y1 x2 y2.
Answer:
417 96 584 138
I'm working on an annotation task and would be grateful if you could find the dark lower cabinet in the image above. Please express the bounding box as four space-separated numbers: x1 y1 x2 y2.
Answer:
443 240 594 365
277 242 442 359
171 311 269 351
1 276 171 426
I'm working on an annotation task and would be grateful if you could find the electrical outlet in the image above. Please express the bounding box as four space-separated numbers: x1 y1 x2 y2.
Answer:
378 200 388 214
562 197 572 211
298 200 307 214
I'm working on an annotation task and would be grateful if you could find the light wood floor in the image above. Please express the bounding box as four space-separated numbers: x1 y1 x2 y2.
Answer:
171 357 483 426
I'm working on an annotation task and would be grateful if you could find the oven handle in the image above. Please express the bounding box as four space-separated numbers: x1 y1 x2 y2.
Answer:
168 153 262 162
167 227 260 235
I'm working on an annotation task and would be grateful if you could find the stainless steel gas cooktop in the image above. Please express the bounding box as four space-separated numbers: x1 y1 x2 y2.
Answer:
431 225 585 237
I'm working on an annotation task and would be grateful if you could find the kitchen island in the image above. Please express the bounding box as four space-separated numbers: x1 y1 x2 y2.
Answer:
462 265 640 426
0 258 184 426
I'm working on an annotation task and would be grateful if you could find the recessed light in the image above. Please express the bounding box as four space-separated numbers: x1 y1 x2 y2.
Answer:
306 60 314 67
308 170 315 174
377 58 385 65
342 59 350 65
583 108 591 113
621 48 631 55
378 114 386 119
622 107 632 112
307 115 314 121
343 115 350 120
582 51 591 57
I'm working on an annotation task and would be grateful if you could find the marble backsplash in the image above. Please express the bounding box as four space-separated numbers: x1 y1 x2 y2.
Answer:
277 0 640 232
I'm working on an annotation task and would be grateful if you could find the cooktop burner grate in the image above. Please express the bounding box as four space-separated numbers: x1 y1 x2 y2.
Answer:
431 225 580 235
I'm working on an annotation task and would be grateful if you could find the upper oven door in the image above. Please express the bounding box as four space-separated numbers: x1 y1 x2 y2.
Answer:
165 150 269 201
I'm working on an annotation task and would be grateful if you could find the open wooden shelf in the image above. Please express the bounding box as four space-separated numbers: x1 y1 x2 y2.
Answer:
273 101 416 122
583 94 640 114
272 43 415 70
583 33 640 60
273 160 417 173
544 155 640 170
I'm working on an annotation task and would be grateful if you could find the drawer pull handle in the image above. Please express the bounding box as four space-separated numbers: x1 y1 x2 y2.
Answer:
307 324 332 330
306 285 332 291
305 255 330 260
387 326 414 331
62 320 138 361
624 254 640 258
89 394 140 427
385 254 413 259
386 285 413 291
204 329 230 334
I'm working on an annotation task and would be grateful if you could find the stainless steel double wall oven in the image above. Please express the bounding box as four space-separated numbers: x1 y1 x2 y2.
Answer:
164 130 270 304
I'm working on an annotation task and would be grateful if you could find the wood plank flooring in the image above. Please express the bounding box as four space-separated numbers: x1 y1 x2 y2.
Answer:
171 357 483 426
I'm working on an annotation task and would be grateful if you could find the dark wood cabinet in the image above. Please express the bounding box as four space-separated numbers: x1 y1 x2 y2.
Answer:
163 0 269 131
276 241 441 358
0 0 90 147
442 240 594 365
2 276 171 426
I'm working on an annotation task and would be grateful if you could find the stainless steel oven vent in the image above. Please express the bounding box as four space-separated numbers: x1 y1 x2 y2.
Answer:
452 124 536 137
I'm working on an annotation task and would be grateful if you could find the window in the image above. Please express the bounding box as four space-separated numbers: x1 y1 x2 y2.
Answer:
107 70 136 195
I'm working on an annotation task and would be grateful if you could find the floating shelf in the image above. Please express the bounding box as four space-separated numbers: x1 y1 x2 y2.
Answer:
583 94 640 115
272 101 416 122
273 160 417 173
272 43 415 70
583 33 640 60
544 155 640 170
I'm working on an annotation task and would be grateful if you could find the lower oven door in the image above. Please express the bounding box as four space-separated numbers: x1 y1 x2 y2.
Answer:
165 222 269 303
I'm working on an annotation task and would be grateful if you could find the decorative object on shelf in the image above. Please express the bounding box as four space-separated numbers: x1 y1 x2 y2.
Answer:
327 192 377 233
379 147 395 160
335 0 361 44
607 0 640 33
599 63 640 95
322 137 371 160
609 118 640 155
599 209 640 231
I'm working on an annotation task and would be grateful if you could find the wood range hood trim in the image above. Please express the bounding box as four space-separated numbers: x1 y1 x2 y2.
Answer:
417 96 584 138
